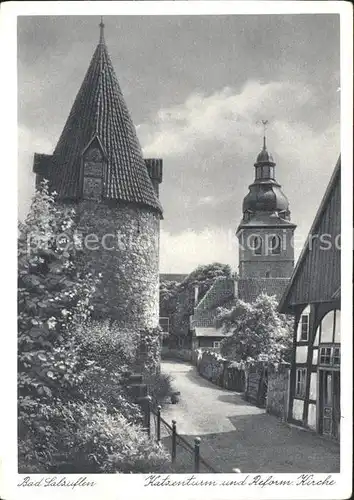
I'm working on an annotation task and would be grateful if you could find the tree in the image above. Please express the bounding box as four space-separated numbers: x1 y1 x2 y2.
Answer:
18 181 168 473
18 180 98 403
217 293 293 365
160 263 232 338
159 280 179 318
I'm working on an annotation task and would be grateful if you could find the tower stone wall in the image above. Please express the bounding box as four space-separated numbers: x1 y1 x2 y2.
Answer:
238 226 295 278
73 200 160 329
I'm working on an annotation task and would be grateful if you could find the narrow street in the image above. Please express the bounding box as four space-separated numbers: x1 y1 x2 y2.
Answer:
158 360 340 473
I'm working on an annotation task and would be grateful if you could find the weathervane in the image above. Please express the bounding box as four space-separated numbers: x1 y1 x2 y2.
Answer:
257 119 269 149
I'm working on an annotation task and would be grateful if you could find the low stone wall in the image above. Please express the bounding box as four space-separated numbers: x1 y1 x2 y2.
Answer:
196 352 290 420
244 362 267 407
196 350 245 392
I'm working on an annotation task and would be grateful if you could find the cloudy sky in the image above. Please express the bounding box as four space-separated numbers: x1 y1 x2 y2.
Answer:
18 14 340 273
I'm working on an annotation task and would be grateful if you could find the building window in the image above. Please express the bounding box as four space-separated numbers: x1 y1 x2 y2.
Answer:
250 235 262 255
318 309 341 344
295 368 307 397
270 235 281 255
213 341 221 349
300 314 309 341
265 271 270 278
333 347 340 366
320 347 332 365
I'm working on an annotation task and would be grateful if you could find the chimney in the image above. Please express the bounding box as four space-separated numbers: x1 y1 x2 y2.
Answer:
145 158 163 197
194 285 199 307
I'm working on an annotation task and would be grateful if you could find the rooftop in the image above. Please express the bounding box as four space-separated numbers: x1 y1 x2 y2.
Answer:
33 20 162 214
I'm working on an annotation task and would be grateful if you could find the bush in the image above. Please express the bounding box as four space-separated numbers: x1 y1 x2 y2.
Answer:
75 320 139 373
146 372 174 407
18 399 168 473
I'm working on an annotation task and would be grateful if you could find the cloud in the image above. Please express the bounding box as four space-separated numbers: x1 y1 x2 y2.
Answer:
159 226 308 274
140 80 316 158
139 79 339 243
18 77 339 274
159 227 238 273
18 125 54 220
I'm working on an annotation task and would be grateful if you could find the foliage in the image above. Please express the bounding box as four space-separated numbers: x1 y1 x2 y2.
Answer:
137 327 162 375
75 320 139 373
146 372 174 407
18 181 168 473
217 293 294 365
180 262 232 301
160 263 232 338
18 180 98 403
159 280 180 318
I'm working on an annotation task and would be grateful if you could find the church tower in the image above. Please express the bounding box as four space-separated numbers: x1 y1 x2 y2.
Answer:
33 20 163 330
236 128 296 300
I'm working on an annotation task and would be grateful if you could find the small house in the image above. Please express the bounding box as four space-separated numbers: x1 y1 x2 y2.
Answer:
278 156 341 440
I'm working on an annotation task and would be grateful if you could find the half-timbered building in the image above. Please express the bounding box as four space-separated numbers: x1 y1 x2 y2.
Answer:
278 156 341 439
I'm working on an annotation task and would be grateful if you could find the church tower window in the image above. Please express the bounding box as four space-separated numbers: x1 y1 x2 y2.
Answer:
250 235 262 255
270 235 281 255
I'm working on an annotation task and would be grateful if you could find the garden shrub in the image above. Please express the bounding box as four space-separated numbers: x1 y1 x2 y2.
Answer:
18 399 168 473
146 372 174 407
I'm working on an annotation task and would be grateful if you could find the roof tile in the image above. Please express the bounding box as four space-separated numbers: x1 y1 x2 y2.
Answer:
33 36 162 214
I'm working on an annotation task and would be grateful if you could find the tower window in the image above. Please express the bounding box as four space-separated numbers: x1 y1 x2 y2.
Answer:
262 166 270 178
270 235 281 254
249 235 262 255
82 145 104 201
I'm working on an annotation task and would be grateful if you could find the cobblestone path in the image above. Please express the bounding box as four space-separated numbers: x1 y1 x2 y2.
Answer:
156 360 340 473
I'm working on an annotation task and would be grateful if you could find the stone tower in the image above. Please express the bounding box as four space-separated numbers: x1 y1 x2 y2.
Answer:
236 132 296 295
32 21 163 330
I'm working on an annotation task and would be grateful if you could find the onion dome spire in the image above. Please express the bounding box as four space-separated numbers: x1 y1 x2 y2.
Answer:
255 120 275 166
239 120 292 218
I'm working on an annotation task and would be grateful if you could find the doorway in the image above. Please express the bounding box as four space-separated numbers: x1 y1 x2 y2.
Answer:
319 369 340 439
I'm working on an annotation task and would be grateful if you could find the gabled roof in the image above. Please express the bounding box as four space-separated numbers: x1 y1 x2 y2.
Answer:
195 277 235 311
35 26 162 214
278 156 341 313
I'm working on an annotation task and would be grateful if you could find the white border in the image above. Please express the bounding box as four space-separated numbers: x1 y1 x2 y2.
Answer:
0 2 352 500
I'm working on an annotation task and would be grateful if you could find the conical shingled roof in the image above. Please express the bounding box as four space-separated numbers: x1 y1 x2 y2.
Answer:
50 29 162 214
